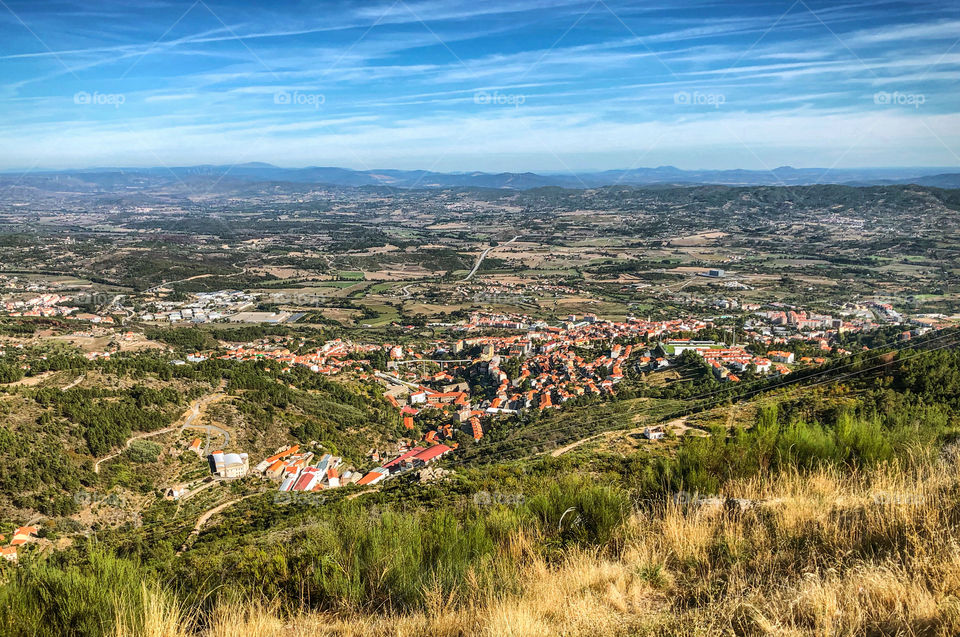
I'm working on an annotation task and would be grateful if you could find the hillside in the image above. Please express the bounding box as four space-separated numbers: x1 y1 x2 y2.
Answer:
3 343 960 636
0 333 399 523
3 164 958 191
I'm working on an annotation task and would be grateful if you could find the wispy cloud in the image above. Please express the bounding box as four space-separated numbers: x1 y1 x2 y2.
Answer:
0 0 958 170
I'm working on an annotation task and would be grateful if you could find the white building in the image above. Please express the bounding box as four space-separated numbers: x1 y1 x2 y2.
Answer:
209 451 249 478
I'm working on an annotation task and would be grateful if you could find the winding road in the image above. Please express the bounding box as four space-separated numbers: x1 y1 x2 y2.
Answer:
461 235 519 281
93 392 228 473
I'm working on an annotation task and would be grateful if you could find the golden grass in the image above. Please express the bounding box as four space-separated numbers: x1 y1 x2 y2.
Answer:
125 456 960 636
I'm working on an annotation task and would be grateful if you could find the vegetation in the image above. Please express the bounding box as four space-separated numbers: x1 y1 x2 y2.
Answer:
1 178 960 634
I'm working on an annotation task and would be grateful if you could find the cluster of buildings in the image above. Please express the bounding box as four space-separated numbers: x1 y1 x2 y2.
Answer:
139 290 256 323
356 444 454 486
0 293 116 324
162 302 929 493
450 281 580 303
668 340 792 382
249 441 453 493
372 313 714 447
255 446 330 487
2 294 79 318
215 338 373 375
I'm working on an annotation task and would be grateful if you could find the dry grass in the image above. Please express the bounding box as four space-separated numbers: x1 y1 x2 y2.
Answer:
126 456 960 636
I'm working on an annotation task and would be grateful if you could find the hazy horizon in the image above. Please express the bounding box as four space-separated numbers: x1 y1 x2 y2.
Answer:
2 161 958 176
2 0 959 173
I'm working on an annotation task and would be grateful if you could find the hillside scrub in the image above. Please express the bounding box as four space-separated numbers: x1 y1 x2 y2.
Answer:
5 454 960 636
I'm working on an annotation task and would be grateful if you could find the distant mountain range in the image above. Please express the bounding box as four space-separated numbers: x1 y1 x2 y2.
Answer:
3 162 960 190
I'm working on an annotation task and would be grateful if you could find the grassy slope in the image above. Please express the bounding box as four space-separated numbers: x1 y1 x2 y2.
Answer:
4 346 960 635
8 456 960 636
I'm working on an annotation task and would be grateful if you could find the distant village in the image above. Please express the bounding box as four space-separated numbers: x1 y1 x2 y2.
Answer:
0 282 947 507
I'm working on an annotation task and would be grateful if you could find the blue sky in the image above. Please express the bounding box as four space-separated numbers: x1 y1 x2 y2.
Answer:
1 0 959 172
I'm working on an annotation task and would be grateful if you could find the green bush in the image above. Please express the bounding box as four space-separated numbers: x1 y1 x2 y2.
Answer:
0 550 145 637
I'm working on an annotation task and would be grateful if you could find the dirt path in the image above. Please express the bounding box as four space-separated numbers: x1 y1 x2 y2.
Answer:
94 391 228 473
10 371 56 387
177 493 256 555
549 416 693 458
61 373 85 391
176 478 220 502
551 432 607 457
94 427 176 473
146 273 215 293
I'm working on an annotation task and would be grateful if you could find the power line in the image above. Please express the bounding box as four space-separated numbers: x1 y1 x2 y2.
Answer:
447 328 959 465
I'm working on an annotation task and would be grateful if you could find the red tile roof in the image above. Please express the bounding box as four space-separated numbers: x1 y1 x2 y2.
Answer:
383 447 426 468
413 444 452 463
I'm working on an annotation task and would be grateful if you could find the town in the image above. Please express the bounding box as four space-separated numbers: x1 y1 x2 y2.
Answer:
128 299 938 500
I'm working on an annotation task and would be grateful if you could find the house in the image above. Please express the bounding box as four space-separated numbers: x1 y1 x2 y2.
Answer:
326 467 340 488
383 447 426 473
279 469 299 492
164 486 188 500
188 438 203 456
265 459 287 480
357 467 389 486
469 416 483 441
263 445 300 465
291 467 322 492
753 358 772 374
0 546 17 563
643 426 665 440
11 526 38 546
767 350 795 364
425 391 469 406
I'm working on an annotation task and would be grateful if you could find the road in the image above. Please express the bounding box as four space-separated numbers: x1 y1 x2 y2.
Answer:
146 265 249 294
93 392 228 473
375 370 422 390
461 235 518 281
145 273 215 294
